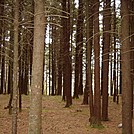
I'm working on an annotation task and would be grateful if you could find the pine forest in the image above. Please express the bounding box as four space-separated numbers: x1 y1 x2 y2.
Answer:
0 0 134 134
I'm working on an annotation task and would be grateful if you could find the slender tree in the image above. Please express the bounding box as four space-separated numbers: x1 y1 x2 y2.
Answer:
12 0 19 133
113 0 117 102
51 20 56 96
0 0 5 94
101 0 111 121
28 0 45 133
130 0 134 118
87 0 94 119
0 0 3 66
82 0 93 105
62 0 72 107
90 0 101 126
73 0 84 98
121 0 132 133
7 13 14 113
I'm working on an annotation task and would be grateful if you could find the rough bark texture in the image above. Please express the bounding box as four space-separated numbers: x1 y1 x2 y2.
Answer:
12 0 19 133
121 0 133 134
82 0 93 107
90 0 101 126
28 0 45 133
102 0 111 121
86 0 94 120
113 0 117 102
74 0 84 98
130 0 134 118
62 0 72 107
0 0 4 94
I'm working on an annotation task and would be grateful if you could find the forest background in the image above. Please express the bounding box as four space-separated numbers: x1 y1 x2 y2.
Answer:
0 0 134 134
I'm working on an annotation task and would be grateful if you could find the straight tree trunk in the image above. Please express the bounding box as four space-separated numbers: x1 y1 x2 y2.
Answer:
0 0 4 94
0 0 3 65
51 23 56 96
28 0 45 133
62 0 72 107
48 22 51 95
82 0 93 105
102 0 111 121
90 0 101 126
1 34 5 94
12 0 19 133
88 0 94 121
113 0 117 102
57 22 63 95
74 0 84 98
7 24 14 114
121 0 132 133
130 0 134 118
66 0 72 107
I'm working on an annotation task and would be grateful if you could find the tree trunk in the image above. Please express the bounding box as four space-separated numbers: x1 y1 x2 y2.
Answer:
12 0 19 133
90 0 101 126
74 0 84 98
28 0 45 133
101 0 111 121
62 0 72 107
51 23 56 96
82 0 93 105
0 0 4 94
130 0 134 118
121 0 132 133
113 0 117 102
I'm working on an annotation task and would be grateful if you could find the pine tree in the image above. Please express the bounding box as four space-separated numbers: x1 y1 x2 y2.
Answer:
121 0 132 133
28 0 45 133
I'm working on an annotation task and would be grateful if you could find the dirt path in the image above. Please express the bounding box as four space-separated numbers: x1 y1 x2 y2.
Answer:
0 95 133 134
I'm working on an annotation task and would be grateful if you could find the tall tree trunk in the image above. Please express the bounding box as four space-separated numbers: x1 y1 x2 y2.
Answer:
130 0 134 118
28 0 45 133
57 19 63 95
62 0 72 107
51 23 56 96
57 44 62 95
12 0 19 133
74 0 84 98
0 0 3 68
82 0 93 105
0 0 4 94
90 0 101 126
7 22 14 114
1 35 5 94
121 0 132 133
48 21 51 95
113 0 117 102
102 0 111 121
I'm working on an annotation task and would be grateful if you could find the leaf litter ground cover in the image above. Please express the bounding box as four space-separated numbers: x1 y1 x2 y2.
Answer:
0 95 133 134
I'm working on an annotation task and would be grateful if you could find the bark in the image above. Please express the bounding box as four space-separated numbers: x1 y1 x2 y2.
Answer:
121 0 132 133
87 0 94 120
62 0 72 107
113 0 117 102
102 0 111 121
57 22 63 95
12 0 19 133
90 0 101 126
28 0 45 133
74 0 84 98
83 0 93 106
51 23 56 96
7 23 14 114
0 0 4 94
130 0 134 118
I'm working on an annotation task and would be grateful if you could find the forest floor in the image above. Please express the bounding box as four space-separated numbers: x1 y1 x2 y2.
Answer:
0 94 133 134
